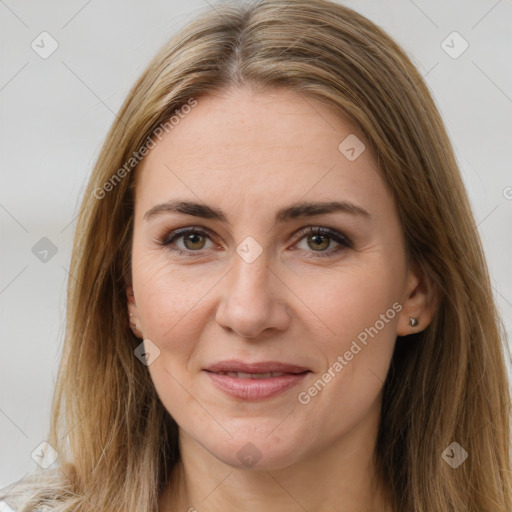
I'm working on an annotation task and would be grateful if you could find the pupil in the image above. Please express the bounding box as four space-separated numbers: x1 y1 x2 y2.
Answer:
185 234 204 249
310 234 328 250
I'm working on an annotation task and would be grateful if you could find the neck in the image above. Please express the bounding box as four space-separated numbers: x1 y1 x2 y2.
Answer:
159 403 393 512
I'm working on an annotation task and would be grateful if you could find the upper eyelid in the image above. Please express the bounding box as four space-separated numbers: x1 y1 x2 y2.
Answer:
162 225 351 250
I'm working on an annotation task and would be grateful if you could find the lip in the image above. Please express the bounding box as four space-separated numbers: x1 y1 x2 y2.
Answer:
204 360 310 374
203 360 311 400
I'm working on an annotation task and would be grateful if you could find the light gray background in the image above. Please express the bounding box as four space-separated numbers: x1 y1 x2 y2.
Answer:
1 0 511 488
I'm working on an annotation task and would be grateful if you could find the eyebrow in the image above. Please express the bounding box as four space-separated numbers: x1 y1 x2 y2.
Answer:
143 199 370 223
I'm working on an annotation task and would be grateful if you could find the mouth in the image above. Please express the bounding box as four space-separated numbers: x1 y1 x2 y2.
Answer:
211 371 301 379
203 360 311 400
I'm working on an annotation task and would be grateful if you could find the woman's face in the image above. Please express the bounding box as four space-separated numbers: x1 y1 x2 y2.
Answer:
128 86 426 470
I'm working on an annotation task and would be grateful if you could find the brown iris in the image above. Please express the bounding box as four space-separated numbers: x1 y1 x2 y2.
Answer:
183 233 206 250
307 234 330 251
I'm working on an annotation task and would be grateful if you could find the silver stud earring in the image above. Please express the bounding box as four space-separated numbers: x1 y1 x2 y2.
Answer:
129 313 136 330
409 317 418 327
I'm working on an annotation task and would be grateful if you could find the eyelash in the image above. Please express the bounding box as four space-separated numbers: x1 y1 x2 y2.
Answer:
158 226 353 259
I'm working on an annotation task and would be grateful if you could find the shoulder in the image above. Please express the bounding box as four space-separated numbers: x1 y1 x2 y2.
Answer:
0 464 78 512
0 499 53 512
0 471 61 512
0 501 17 512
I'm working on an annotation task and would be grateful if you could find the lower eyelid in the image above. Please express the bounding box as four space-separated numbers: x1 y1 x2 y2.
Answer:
160 227 352 257
163 230 214 251
292 239 350 258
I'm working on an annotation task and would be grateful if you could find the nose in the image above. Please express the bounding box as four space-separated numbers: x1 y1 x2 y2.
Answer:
215 249 291 339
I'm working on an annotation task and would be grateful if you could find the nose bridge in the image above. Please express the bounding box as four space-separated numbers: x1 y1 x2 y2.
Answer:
229 239 271 302
215 238 289 338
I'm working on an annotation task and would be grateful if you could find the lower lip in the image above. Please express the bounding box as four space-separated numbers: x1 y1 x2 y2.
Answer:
204 371 310 400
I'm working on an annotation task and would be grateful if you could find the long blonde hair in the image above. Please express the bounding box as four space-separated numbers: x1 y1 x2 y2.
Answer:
2 0 511 510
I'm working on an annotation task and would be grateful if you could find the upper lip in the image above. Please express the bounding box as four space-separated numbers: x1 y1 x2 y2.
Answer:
204 360 310 374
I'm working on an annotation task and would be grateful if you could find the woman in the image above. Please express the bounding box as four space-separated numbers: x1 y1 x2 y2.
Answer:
1 0 510 510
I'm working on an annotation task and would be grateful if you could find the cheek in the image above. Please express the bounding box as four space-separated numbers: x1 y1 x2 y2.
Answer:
299 259 401 408
293 278 399 447
310 261 402 350
132 256 208 417
132 251 212 336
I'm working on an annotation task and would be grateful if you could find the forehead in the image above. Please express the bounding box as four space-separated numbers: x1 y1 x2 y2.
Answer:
134 87 390 219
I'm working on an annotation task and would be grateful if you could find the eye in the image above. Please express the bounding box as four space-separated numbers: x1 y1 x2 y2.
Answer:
158 225 352 258
292 226 352 258
159 227 216 256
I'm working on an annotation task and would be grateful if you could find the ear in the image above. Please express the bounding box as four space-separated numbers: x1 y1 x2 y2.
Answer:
126 284 142 338
397 263 438 336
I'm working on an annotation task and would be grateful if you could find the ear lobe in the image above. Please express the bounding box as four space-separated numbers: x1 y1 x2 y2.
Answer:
397 265 438 336
126 285 138 318
126 285 143 337
126 285 136 305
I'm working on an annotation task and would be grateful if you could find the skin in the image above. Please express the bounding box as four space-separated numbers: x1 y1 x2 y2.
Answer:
127 86 435 512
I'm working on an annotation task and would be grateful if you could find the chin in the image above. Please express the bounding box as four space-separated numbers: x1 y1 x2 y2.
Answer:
202 431 308 471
